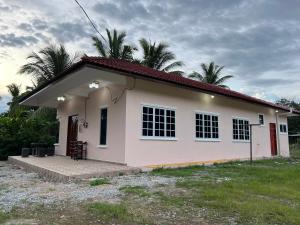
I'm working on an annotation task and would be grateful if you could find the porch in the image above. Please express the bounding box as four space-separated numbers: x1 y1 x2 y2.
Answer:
8 156 141 182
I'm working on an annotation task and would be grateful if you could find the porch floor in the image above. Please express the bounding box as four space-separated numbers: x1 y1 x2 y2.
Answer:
8 156 141 182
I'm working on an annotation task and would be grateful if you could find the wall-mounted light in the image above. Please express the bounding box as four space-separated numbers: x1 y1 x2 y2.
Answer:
89 81 99 89
275 110 279 113
211 95 215 99
57 96 66 102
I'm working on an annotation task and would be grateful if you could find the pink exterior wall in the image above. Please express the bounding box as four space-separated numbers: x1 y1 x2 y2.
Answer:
124 79 289 167
55 85 126 164
54 76 289 167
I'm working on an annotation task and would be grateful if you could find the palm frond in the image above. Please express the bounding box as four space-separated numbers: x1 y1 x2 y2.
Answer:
92 36 107 57
163 61 184 72
188 72 204 81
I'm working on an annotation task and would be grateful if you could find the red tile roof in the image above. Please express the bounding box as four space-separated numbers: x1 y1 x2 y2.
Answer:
21 56 299 114
81 57 294 113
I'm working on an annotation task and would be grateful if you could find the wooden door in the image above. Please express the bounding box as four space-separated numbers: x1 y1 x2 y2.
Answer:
66 115 78 156
269 123 277 156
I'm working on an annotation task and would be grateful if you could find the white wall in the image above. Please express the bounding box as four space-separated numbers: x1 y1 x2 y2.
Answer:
124 79 289 167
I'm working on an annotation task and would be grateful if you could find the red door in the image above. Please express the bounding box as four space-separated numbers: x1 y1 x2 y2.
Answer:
66 115 78 156
269 123 277 156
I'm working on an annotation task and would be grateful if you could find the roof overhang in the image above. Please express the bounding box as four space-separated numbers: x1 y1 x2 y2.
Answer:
20 65 127 107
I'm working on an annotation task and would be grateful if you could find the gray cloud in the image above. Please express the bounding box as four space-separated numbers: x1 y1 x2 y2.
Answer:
248 78 297 87
0 5 9 11
93 0 151 23
0 33 38 47
17 23 33 32
32 19 47 30
48 21 92 42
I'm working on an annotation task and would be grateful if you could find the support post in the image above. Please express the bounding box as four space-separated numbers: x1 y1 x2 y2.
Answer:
249 124 261 165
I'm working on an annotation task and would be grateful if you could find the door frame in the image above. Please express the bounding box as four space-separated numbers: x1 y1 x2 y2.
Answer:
269 123 278 156
66 114 79 156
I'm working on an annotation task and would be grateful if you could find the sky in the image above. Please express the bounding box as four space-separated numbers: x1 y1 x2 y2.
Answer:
0 0 300 113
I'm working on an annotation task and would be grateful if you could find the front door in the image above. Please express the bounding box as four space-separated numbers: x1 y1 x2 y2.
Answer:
66 115 78 156
269 123 277 156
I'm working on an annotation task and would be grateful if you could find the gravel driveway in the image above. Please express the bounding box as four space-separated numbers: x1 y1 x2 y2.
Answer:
0 161 176 212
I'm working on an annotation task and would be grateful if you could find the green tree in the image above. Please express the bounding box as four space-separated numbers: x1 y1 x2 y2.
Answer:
188 62 233 88
19 44 80 85
138 38 183 74
276 98 300 135
92 28 136 61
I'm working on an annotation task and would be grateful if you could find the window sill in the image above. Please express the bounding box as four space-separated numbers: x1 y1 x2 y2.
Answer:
140 137 178 141
97 145 108 149
232 140 250 143
53 143 60 146
279 133 287 135
195 139 221 142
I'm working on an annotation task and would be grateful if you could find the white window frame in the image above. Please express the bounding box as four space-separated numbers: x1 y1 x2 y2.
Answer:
140 103 177 141
279 123 288 134
258 113 265 126
232 117 250 142
97 105 108 149
194 111 221 142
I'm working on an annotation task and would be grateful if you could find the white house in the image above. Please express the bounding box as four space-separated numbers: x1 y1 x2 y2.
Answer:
20 57 300 167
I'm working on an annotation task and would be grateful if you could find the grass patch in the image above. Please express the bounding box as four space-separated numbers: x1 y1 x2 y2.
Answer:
88 202 150 224
89 178 110 186
88 202 129 220
0 211 8 223
160 158 300 225
151 165 205 177
119 186 151 197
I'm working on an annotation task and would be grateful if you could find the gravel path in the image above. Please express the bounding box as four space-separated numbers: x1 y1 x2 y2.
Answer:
0 161 176 212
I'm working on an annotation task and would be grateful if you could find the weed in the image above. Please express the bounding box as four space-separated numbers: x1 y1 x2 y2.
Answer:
89 178 110 186
119 186 150 197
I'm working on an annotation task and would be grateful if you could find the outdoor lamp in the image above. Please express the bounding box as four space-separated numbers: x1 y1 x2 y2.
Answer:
57 96 66 102
89 81 99 89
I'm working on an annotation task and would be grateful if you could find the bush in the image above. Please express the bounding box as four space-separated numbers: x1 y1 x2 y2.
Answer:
0 115 58 160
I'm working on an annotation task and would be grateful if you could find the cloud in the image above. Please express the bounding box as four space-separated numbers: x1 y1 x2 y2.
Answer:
249 78 296 87
32 19 47 30
0 33 39 47
93 1 151 23
48 21 92 42
17 23 33 32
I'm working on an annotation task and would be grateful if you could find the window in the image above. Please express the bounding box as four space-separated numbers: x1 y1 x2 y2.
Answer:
280 124 287 134
99 108 107 145
195 112 219 140
258 114 264 125
233 118 250 141
142 105 175 138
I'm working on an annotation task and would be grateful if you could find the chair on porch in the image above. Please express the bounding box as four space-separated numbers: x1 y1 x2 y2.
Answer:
70 141 87 160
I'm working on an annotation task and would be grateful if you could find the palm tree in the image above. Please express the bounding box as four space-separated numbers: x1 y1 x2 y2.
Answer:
92 28 136 61
19 44 80 85
188 62 233 88
6 83 20 106
138 38 183 74
6 83 26 116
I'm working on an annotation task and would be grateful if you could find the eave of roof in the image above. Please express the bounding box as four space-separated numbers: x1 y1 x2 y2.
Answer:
20 56 296 113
